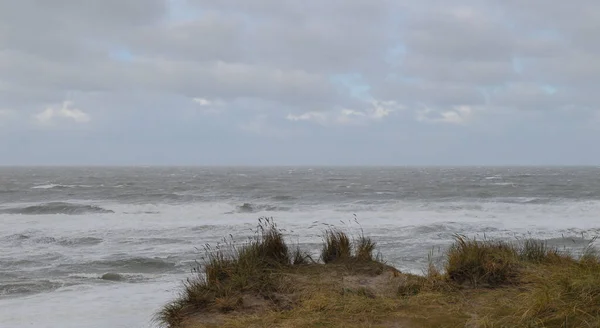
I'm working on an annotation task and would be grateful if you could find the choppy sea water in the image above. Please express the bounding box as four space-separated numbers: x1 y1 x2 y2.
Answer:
1 166 600 328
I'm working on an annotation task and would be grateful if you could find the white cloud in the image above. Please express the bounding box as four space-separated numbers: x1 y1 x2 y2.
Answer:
34 101 91 124
286 108 367 126
369 100 402 119
192 97 226 115
286 100 399 126
193 97 212 106
335 109 368 125
286 111 329 125
340 109 366 117
416 105 474 124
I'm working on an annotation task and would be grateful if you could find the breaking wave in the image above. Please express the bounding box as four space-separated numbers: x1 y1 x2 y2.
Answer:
31 184 93 190
87 257 176 274
271 195 296 201
492 197 555 205
235 203 290 213
3 233 31 241
0 202 114 215
101 273 124 281
0 280 68 296
57 237 104 246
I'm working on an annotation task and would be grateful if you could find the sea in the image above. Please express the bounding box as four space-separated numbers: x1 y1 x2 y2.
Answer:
1 166 599 328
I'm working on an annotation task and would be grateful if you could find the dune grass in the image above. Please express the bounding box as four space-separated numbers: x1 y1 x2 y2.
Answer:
321 229 352 263
441 236 600 326
446 235 519 286
155 218 379 328
514 258 600 327
155 218 294 327
157 221 600 328
320 224 379 264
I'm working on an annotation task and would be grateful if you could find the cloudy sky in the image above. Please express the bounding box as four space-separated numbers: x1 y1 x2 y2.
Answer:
1 0 599 165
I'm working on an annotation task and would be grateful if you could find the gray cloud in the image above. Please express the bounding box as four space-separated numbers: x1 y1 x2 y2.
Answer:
3 0 599 115
0 1 340 110
402 4 514 61
1 0 600 164
367 0 600 120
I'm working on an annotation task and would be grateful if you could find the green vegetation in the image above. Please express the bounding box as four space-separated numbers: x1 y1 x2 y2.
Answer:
156 220 600 328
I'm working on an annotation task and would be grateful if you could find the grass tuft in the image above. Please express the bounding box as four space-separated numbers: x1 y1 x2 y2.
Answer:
519 238 551 263
446 235 519 286
154 217 293 327
579 236 599 265
242 217 290 268
155 300 187 328
517 238 570 264
355 235 376 261
292 246 311 265
321 230 352 263
320 227 380 264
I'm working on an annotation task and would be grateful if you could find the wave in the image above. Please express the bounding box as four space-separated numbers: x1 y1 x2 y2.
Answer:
0 280 68 296
271 195 296 201
190 225 220 232
120 237 187 246
101 273 124 281
491 182 516 186
105 273 150 282
31 184 68 190
484 176 502 180
57 237 104 247
31 184 93 190
3 233 31 241
115 192 205 203
235 203 290 213
0 259 42 268
492 197 555 205
67 272 154 283
0 202 114 215
88 257 176 274
144 193 188 201
434 204 484 211
0 234 101 246
123 211 161 215
409 224 454 234
521 198 555 204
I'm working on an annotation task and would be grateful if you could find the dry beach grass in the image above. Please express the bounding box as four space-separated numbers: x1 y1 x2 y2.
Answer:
156 218 600 328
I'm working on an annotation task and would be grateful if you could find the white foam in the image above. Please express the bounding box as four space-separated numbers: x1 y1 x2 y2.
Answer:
31 184 93 189
0 277 181 328
31 184 64 189
2 199 600 327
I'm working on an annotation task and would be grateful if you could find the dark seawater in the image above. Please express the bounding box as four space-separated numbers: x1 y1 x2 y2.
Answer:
3 166 600 205
1 167 600 328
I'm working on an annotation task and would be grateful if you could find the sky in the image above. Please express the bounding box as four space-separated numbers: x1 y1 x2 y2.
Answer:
1 0 599 166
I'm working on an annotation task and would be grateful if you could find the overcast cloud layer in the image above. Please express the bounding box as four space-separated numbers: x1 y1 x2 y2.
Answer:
1 0 599 165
